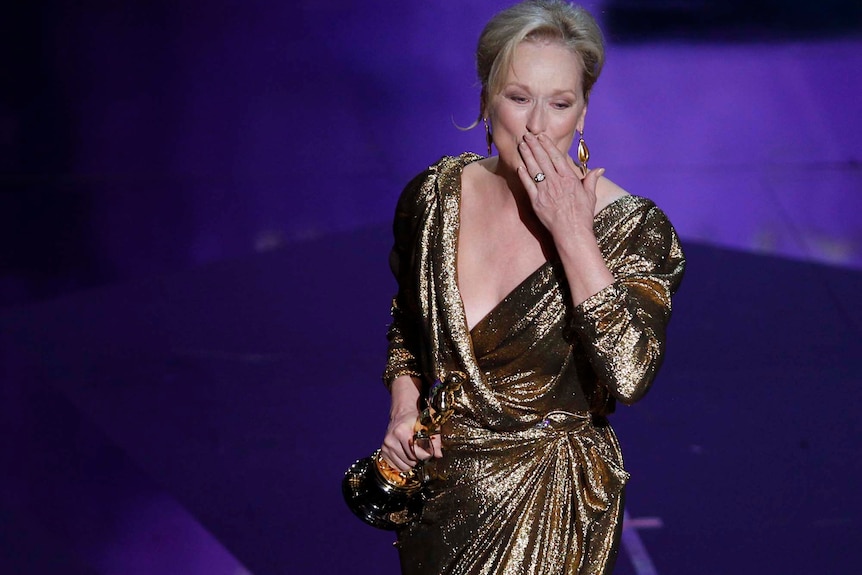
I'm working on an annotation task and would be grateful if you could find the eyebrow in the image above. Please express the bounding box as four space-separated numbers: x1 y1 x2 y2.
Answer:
501 82 577 96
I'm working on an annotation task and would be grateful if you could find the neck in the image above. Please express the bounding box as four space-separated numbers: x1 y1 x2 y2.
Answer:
488 156 530 205
478 155 515 190
484 156 555 254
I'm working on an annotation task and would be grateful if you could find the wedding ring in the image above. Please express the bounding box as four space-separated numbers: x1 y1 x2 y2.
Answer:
533 172 546 183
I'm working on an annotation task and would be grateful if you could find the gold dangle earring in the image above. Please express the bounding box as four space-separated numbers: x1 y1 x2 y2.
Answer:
576 129 590 178
484 118 493 157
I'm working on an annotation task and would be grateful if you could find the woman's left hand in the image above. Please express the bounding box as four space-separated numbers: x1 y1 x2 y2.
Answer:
516 133 605 239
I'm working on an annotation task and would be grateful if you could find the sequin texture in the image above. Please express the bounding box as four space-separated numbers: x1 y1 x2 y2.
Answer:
383 154 685 575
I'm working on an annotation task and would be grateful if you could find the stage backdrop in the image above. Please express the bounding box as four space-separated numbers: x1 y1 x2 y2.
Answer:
1 0 861 305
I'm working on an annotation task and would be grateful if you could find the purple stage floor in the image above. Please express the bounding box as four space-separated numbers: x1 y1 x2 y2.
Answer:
2 223 861 574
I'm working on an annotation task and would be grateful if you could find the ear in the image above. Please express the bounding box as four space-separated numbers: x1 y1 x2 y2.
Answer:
577 104 588 132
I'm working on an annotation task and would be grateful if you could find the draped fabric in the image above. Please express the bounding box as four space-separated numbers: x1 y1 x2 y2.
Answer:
383 153 685 575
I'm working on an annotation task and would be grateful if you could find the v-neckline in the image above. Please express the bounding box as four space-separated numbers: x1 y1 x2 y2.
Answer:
453 155 633 336
467 261 551 336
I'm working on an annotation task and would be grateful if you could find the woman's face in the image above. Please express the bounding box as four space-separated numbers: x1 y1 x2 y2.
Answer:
487 40 587 172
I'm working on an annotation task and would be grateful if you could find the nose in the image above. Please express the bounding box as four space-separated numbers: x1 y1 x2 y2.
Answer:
525 104 546 136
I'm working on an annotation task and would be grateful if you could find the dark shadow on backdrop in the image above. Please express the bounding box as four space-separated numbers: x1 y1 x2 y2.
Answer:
1 3 114 306
604 0 862 41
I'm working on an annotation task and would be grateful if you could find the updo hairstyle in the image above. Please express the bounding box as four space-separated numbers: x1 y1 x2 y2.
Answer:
476 0 605 119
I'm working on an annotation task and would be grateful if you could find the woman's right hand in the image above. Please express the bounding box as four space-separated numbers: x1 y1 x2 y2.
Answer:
381 407 422 472
380 375 443 472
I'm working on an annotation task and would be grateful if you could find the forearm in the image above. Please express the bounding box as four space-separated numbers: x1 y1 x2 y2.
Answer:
556 201 684 407
389 375 423 419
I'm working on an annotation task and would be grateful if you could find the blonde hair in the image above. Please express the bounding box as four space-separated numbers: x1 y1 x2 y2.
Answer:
476 0 604 119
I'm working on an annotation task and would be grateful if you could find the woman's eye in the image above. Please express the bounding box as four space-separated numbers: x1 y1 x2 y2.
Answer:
509 95 528 103
553 101 572 110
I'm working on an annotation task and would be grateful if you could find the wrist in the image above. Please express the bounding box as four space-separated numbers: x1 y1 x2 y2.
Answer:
390 408 420 423
389 376 422 420
554 224 597 258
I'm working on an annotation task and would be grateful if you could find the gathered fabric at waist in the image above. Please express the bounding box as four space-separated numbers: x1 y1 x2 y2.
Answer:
425 410 629 522
443 409 596 444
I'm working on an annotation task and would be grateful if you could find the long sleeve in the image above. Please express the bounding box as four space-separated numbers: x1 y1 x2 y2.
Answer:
570 199 686 406
382 169 435 388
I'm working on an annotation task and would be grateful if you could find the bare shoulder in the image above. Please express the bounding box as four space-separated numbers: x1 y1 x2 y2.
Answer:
595 175 630 215
461 157 496 186
460 157 499 205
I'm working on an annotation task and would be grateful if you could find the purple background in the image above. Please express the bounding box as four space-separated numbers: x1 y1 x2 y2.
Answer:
3 0 861 306
2 1 861 574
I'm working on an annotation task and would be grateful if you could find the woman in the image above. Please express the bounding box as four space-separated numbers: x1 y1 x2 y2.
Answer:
379 1 685 573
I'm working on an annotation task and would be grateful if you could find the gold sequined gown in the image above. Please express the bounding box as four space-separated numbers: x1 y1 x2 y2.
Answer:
383 153 685 575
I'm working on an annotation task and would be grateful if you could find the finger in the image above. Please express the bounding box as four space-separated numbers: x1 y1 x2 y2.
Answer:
410 432 436 461
383 436 417 471
518 141 551 199
536 134 577 177
527 134 560 176
516 165 539 198
430 434 444 459
525 133 571 180
518 137 542 182
583 167 606 194
411 434 434 461
566 155 587 180
391 446 417 471
381 446 415 472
